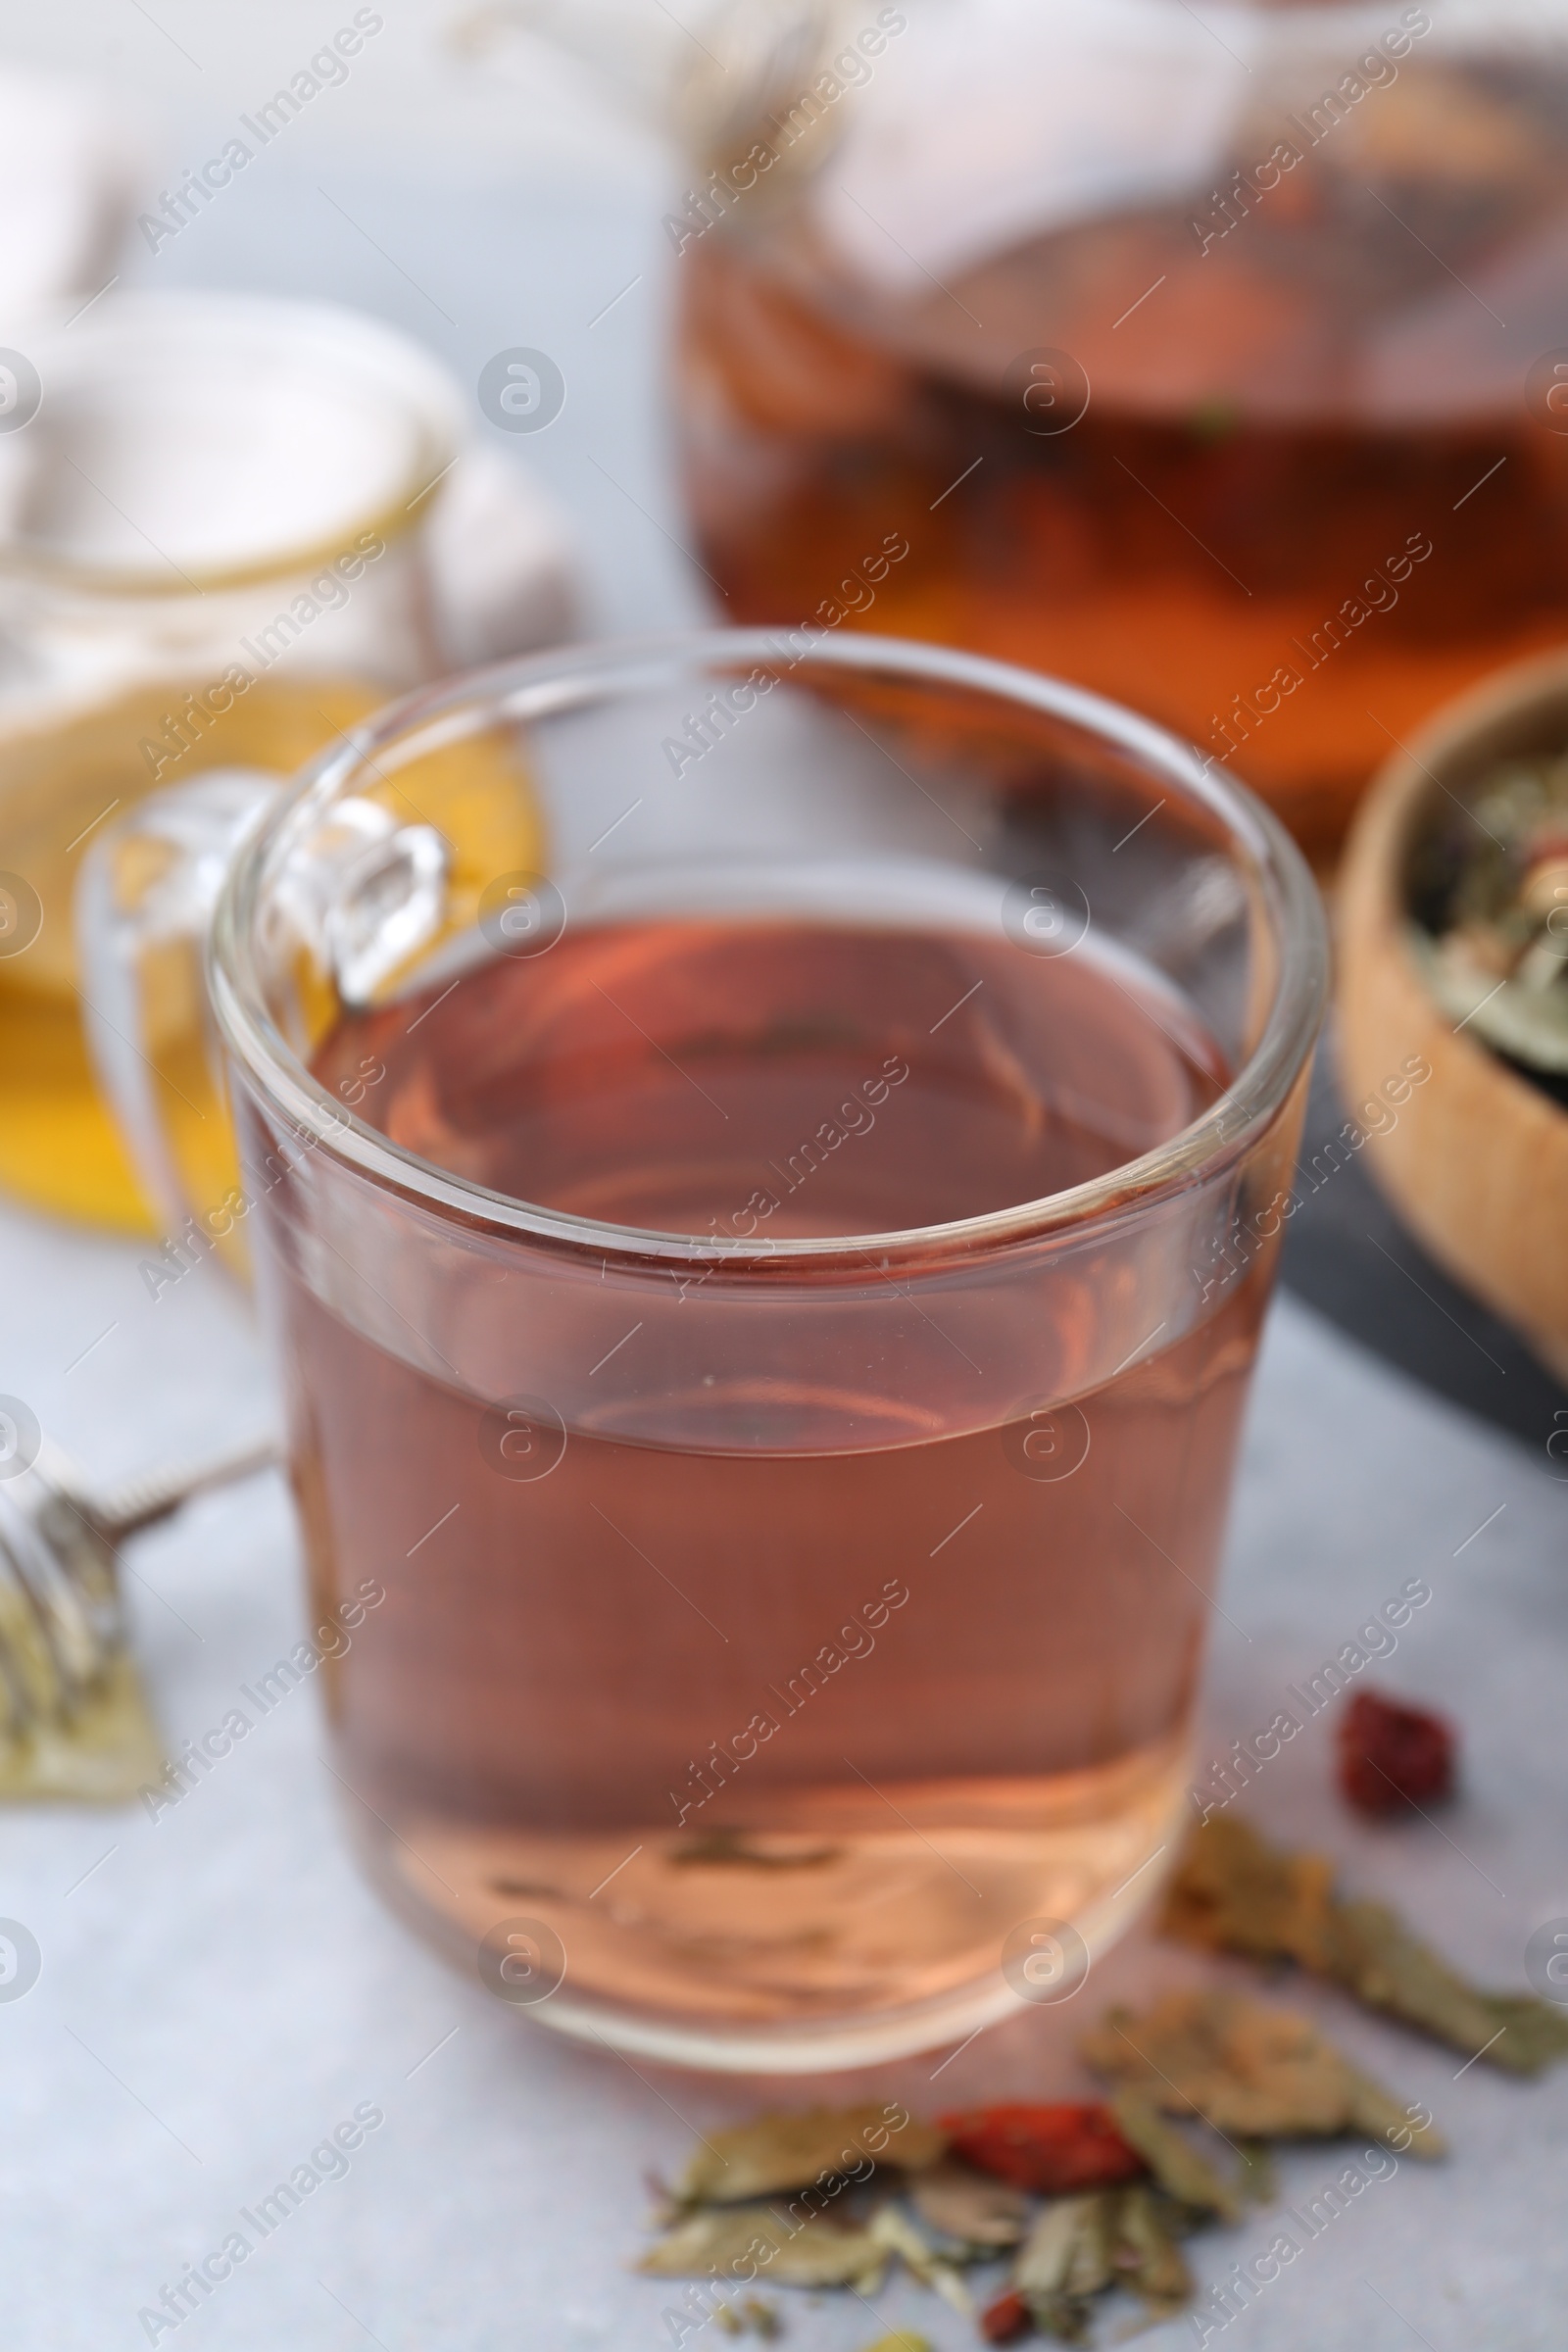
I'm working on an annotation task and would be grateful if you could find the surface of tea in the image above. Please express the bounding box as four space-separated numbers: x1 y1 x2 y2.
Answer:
318 917 1228 1234
287 917 1270 2058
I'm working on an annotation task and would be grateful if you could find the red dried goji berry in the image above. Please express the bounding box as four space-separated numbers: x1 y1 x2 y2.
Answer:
980 2289 1033 2343
1338 1689 1455 1816
938 2102 1146 2193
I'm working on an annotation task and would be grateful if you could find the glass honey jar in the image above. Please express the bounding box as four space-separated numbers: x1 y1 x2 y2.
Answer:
0 291 461 1228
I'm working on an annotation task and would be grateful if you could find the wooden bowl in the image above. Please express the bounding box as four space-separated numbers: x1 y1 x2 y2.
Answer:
1338 646 1568 1387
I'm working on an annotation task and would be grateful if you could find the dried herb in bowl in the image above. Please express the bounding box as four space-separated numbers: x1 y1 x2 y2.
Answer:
1408 746 1568 1101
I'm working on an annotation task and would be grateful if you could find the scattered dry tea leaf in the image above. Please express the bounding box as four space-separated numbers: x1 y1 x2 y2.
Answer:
1108 2091 1241 2219
1004 2185 1197 2337
1235 2139 1277 2206
1160 1814 1337 1970
856 2337 935 2352
639 2203 889 2292
1112 2183 1193 2318
1081 1988 1446 2157
1329 1896 1568 2077
908 2158 1029 2250
866 2204 972 2313
1470 1992 1568 2076
1164 1816 1568 2077
713 2297 779 2339
1012 2191 1116 2342
674 2105 945 2204
1014 2190 1117 2299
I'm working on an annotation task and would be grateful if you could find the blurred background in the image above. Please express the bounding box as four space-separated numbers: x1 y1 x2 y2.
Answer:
0 0 695 627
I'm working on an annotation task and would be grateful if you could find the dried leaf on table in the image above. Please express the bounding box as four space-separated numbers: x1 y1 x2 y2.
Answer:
1111 2184 1193 2318
638 2202 889 2292
674 2105 946 2204
1470 1992 1568 2076
1108 2091 1241 2219
712 2299 779 2338
908 2158 1030 2250
1080 1987 1446 2157
1235 2140 1277 2205
1013 2190 1117 2340
1163 1814 1568 2077
866 2203 972 2313
857 2336 935 2352
1159 1813 1338 1970
1330 1896 1568 2077
1014 2190 1118 2299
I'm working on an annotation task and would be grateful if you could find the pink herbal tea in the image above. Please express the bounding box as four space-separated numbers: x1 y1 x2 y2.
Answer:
275 913 1269 2052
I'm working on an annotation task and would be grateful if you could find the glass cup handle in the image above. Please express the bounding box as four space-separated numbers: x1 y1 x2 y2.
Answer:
75 768 453 1250
74 768 282 1238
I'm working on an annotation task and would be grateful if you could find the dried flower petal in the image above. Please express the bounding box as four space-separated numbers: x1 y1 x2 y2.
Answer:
939 2104 1145 2194
1338 1690 1455 1816
980 2289 1033 2343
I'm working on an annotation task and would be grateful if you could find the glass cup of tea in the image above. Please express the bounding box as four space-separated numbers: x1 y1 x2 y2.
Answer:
90 629 1326 2069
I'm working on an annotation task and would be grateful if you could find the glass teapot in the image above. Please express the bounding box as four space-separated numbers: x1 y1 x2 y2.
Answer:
500 0 1568 859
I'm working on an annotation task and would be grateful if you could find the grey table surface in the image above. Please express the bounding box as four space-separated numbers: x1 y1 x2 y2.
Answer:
3 133 1567 2352
10 1207 1568 2352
